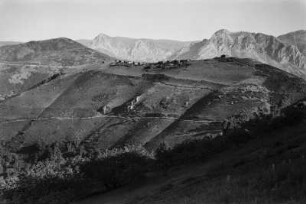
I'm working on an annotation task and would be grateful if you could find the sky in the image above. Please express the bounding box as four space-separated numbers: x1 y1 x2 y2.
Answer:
0 0 305 42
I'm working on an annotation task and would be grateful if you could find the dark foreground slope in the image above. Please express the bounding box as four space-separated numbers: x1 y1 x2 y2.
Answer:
76 100 306 204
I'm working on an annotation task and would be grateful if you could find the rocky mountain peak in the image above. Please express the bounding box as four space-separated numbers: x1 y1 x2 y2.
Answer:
93 33 111 42
210 29 231 40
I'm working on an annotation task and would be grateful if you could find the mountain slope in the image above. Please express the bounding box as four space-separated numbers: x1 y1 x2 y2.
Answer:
171 29 306 79
278 30 306 56
0 38 111 102
0 38 111 66
78 34 194 62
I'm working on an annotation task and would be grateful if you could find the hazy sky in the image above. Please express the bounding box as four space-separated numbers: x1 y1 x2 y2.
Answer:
0 0 305 42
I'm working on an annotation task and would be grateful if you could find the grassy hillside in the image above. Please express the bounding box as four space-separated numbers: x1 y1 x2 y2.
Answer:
1 58 306 156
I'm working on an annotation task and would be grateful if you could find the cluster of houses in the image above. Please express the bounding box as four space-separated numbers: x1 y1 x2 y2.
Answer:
109 60 144 67
143 59 191 71
109 59 191 70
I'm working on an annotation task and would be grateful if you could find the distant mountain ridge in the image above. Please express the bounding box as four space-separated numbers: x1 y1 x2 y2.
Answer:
1 30 304 78
77 30 306 79
78 33 194 62
0 41 21 47
170 29 306 79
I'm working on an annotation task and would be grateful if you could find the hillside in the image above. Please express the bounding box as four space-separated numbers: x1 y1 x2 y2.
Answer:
278 30 306 56
0 38 111 66
170 29 306 79
78 33 193 62
1 57 306 155
0 38 111 102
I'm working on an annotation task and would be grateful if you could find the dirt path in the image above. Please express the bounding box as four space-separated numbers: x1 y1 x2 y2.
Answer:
0 114 214 124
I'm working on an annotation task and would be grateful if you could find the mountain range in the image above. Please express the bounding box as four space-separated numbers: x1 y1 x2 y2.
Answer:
170 29 306 79
1 30 305 79
78 33 193 62
78 30 306 79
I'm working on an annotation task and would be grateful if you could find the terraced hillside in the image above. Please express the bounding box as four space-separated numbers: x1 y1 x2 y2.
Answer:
1 56 306 156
